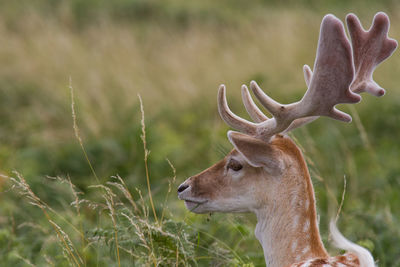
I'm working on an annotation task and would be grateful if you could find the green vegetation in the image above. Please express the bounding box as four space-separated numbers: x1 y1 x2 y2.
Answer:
0 0 399 266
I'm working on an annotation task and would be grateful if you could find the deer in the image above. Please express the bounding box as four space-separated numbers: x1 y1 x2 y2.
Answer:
177 12 397 267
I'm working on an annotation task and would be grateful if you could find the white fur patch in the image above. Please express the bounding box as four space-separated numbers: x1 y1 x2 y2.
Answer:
303 219 310 232
230 171 245 181
305 199 310 209
299 259 313 267
330 221 375 267
301 246 310 254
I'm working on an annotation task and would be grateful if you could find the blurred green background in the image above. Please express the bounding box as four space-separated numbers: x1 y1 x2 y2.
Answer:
0 0 399 266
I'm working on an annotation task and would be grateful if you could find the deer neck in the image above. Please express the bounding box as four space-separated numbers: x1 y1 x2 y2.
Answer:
253 155 328 267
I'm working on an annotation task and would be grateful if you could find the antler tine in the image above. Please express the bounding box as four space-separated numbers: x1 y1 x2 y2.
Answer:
347 12 398 96
303 65 313 88
241 84 269 123
217 85 257 135
249 81 284 118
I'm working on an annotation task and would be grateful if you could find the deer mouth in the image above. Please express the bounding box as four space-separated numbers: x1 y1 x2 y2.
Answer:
180 197 207 204
180 197 208 212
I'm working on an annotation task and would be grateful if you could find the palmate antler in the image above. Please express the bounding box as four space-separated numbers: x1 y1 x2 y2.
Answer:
218 13 397 142
347 12 398 96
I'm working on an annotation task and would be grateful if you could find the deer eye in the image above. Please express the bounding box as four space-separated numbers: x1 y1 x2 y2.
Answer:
227 159 243 171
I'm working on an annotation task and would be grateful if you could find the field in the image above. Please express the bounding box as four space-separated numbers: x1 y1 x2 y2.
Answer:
0 0 400 266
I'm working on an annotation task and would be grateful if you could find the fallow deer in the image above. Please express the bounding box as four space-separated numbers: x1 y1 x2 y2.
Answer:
178 13 397 267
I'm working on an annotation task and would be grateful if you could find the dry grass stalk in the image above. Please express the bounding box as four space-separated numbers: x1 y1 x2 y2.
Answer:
70 78 100 184
108 175 140 214
161 159 177 223
139 94 158 225
4 172 83 266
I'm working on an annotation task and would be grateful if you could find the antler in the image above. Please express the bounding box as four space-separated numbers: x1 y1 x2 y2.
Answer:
347 12 398 96
218 13 397 142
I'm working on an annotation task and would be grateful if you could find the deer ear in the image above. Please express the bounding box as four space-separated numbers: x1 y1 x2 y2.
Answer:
227 131 284 175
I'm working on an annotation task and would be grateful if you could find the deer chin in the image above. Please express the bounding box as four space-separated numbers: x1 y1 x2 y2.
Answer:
184 200 207 213
185 199 251 214
180 197 209 213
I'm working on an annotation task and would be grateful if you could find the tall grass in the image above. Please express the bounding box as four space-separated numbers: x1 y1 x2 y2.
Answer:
0 91 252 266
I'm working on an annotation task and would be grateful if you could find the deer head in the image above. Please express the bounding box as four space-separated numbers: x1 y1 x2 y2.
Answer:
178 13 396 267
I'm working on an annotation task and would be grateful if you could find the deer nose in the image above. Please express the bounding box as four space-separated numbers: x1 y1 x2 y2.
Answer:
177 184 189 193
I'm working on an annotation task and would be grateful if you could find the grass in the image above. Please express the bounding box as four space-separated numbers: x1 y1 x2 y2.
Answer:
0 1 400 266
1 94 248 266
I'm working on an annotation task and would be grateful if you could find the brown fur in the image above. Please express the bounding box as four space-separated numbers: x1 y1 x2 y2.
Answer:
272 136 328 258
190 158 228 199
